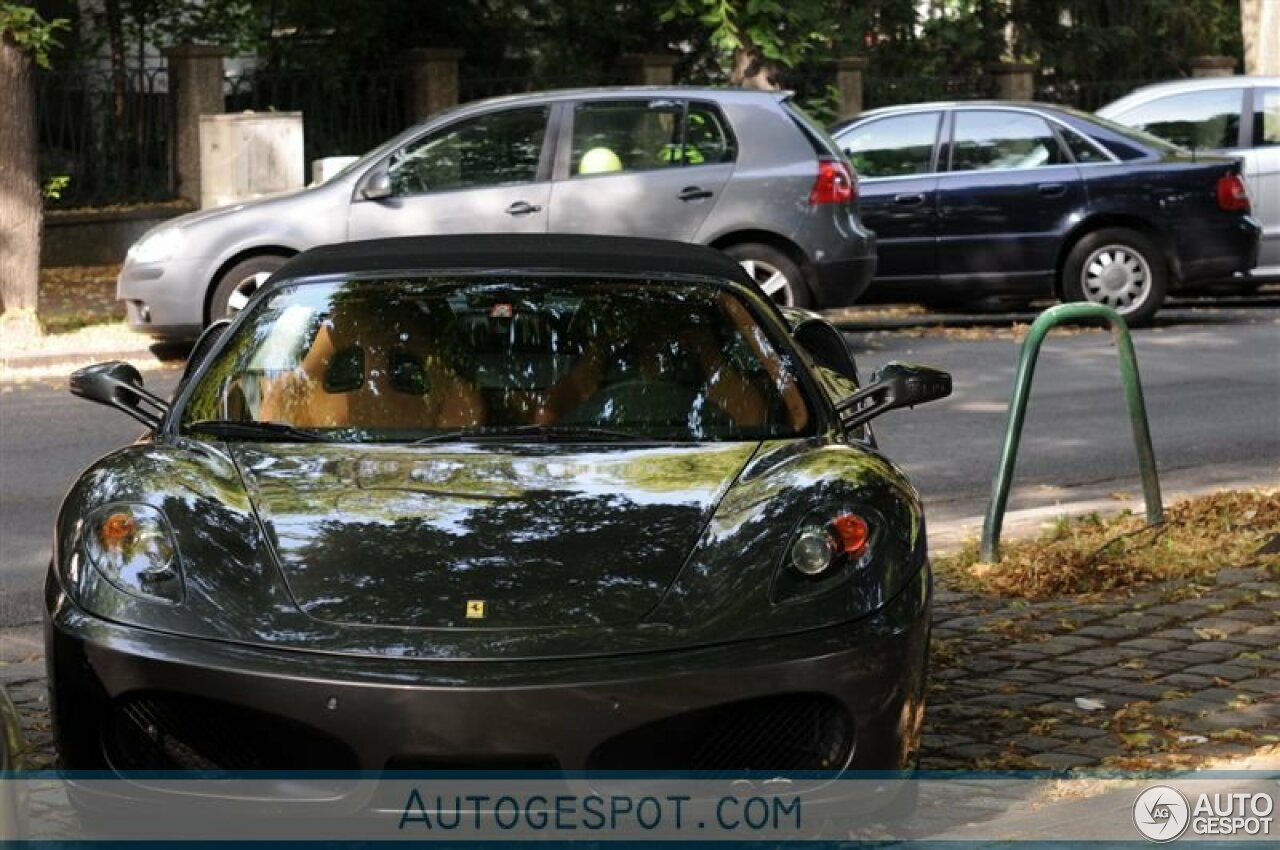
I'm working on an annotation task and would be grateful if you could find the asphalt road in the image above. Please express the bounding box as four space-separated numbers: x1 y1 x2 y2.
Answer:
1 301 1277 626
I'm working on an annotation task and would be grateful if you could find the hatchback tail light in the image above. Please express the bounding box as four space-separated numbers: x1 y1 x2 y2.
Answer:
810 159 856 205
1216 173 1251 213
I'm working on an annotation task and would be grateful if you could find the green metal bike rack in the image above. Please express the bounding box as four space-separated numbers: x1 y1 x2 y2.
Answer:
980 303 1163 562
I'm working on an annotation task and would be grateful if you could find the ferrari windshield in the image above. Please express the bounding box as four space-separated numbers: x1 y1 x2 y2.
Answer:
180 276 814 442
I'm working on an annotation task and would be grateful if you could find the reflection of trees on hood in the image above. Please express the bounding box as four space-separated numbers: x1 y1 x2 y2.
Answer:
287 491 708 628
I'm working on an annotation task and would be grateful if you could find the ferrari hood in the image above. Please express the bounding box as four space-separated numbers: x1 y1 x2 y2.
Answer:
231 443 758 630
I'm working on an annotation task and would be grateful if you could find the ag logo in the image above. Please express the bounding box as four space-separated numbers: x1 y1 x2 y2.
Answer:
1134 785 1190 842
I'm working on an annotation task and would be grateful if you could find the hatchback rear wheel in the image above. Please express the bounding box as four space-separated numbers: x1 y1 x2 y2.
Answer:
1062 228 1167 326
724 243 811 308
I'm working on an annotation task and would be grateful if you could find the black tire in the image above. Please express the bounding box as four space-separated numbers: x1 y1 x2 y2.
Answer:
208 254 289 321
1061 227 1168 327
723 242 811 308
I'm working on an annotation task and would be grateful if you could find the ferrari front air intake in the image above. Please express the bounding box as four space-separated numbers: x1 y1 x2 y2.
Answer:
588 692 854 772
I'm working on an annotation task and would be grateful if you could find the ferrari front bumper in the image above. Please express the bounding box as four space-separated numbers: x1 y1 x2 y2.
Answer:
47 566 930 799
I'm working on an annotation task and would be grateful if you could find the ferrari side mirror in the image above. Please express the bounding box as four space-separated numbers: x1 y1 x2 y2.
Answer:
835 361 951 430
70 361 168 429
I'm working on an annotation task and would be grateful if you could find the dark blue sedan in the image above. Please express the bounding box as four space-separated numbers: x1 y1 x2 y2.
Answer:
832 102 1261 324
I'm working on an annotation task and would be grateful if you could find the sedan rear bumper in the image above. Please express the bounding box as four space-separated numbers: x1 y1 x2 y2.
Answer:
48 567 930 789
1172 215 1261 288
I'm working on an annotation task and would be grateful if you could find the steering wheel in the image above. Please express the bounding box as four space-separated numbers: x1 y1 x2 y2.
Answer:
565 380 730 430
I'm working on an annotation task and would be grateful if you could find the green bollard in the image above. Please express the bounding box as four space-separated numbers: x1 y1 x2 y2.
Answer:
979 303 1163 562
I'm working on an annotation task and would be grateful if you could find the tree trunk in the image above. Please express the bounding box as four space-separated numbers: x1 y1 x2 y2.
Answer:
0 33 43 331
103 0 127 123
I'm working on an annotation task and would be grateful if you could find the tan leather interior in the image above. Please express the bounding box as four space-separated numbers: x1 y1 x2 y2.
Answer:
250 292 801 436
257 306 485 429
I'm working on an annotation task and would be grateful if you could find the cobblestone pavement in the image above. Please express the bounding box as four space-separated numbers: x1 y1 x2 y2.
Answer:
924 563 1279 771
2 563 1276 795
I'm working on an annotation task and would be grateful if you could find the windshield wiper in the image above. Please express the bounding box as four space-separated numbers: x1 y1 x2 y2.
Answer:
185 419 331 443
412 424 659 445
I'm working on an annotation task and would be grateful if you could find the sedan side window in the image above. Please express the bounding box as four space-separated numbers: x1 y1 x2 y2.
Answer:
949 111 1069 171
387 107 549 196
839 112 941 178
1116 89 1244 150
1254 89 1280 147
1059 126 1112 163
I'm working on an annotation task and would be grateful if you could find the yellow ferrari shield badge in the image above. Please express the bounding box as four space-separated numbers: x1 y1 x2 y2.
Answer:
465 600 486 619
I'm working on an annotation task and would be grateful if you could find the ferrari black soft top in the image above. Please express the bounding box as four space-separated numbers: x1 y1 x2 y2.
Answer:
270 234 757 289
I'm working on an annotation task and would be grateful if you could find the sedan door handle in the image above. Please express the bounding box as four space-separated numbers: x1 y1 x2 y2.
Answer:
1037 183 1067 198
678 186 714 202
505 201 543 216
893 192 926 207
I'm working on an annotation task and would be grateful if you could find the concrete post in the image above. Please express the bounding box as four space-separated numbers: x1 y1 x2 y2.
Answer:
619 54 679 86
1189 55 1238 78
164 44 228 205
1242 0 1280 76
831 56 868 121
988 61 1037 101
406 48 464 121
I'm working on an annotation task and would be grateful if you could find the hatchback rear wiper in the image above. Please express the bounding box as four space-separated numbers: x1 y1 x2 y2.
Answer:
185 419 331 443
412 424 659 445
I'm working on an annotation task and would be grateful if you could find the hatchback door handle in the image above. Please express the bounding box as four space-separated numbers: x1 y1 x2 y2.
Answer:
893 192 926 207
1037 183 1067 198
678 186 714 202
505 201 543 216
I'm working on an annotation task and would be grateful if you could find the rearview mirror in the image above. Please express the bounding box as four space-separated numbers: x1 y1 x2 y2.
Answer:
359 168 393 201
835 361 951 430
69 361 168 429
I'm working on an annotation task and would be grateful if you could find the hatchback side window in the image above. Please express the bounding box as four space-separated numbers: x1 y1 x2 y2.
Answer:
570 99 694 176
1254 89 1280 147
949 111 1069 171
387 107 549 196
682 101 737 165
839 112 941 178
1116 89 1244 150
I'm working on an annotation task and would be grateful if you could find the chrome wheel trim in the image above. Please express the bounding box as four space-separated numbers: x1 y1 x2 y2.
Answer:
1081 244 1152 314
739 258 793 306
224 271 274 315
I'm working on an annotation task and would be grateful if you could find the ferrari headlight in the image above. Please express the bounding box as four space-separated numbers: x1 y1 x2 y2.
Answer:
128 228 185 264
789 512 871 577
82 504 183 603
791 527 837 575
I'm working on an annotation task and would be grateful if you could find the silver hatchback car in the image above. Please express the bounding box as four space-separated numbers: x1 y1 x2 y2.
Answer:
1098 76 1280 279
119 87 876 340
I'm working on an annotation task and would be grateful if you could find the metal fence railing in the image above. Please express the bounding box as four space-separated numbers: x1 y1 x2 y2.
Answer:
36 67 175 209
863 75 994 111
1033 78 1163 112
224 67 414 166
459 68 629 104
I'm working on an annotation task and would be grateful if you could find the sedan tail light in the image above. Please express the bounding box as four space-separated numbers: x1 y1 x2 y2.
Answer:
810 159 856 205
1216 173 1251 213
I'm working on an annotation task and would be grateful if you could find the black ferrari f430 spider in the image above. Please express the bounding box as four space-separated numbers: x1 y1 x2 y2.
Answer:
48 235 949 814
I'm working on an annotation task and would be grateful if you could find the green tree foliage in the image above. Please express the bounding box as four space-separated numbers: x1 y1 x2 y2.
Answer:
1 2 68 68
49 0 1245 87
